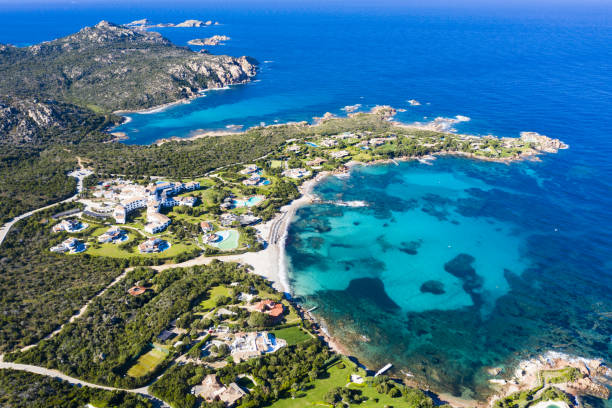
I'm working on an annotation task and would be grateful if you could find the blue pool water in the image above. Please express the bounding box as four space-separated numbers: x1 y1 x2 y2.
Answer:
1 2 611 400
232 196 264 208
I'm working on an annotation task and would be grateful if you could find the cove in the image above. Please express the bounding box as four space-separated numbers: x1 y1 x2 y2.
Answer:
285 157 612 399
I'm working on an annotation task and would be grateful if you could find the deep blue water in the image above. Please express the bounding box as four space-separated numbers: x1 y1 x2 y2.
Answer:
1 2 611 400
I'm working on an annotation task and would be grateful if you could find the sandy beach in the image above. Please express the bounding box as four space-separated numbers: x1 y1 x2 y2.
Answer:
149 171 327 293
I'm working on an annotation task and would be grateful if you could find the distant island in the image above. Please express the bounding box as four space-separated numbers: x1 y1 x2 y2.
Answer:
188 35 231 46
125 18 220 28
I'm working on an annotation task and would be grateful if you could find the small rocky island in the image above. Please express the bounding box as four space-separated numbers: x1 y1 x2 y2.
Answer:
188 35 231 46
125 19 220 28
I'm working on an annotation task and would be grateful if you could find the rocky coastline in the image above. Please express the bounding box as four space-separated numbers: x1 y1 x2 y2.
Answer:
188 35 231 46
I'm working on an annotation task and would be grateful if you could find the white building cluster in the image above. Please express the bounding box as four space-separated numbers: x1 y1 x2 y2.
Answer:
112 181 200 234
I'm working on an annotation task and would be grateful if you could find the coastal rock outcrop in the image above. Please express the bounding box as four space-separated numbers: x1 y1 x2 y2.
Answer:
519 132 569 153
0 96 112 145
176 19 209 27
188 35 231 46
567 376 610 399
370 105 397 118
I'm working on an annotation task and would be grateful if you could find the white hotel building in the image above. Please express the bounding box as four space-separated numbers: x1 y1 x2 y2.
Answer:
113 181 199 233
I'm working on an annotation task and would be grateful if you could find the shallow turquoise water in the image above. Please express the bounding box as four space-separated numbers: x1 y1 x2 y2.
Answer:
286 157 612 398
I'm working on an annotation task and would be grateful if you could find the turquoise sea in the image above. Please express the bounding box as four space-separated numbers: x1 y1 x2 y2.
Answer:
1 1 610 401
286 156 612 398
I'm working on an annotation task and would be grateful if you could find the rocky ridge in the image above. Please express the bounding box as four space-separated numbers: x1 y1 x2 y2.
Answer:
0 21 257 144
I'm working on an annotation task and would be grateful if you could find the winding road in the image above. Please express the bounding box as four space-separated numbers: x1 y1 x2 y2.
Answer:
0 168 91 247
0 356 168 407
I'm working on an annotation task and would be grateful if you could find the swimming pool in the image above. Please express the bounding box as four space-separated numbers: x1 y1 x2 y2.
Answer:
232 195 265 207
211 230 240 251
305 142 318 147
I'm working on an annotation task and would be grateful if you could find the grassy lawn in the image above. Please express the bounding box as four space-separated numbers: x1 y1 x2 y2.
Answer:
269 358 413 408
86 236 194 259
127 346 169 378
270 160 284 169
199 285 232 310
270 326 312 346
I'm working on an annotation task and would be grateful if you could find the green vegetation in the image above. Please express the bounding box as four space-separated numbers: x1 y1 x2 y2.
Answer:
127 345 170 378
9 263 268 388
0 204 129 351
0 369 152 408
0 148 78 223
542 367 582 384
269 358 435 408
199 285 233 310
271 325 312 346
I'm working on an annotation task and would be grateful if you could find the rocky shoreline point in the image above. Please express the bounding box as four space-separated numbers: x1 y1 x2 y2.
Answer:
188 35 231 46
489 351 611 405
518 131 569 153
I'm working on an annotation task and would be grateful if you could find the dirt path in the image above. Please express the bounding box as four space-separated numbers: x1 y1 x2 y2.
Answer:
0 167 90 247
0 356 169 407
20 269 129 352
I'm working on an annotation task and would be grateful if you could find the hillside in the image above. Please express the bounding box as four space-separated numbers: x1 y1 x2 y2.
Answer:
0 21 257 144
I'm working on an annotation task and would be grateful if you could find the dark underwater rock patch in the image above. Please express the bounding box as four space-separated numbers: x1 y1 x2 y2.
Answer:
399 239 422 255
444 253 483 307
421 193 452 221
307 236 325 249
376 235 393 252
344 277 400 311
420 280 446 295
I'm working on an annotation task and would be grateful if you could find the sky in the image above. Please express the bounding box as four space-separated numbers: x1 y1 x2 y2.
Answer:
2 0 612 9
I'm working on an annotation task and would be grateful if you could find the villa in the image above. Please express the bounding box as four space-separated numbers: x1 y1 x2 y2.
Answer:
50 237 85 254
138 237 169 253
286 144 301 152
282 168 311 179
240 164 260 175
220 197 234 210
52 218 87 233
242 175 270 186
330 150 350 159
333 132 356 139
230 331 287 363
220 213 239 227
173 196 197 207
254 300 285 322
193 374 245 407
239 214 261 226
368 136 396 146
98 227 127 243
320 138 338 147
242 175 261 186
307 157 327 167
200 221 214 233
144 212 171 234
